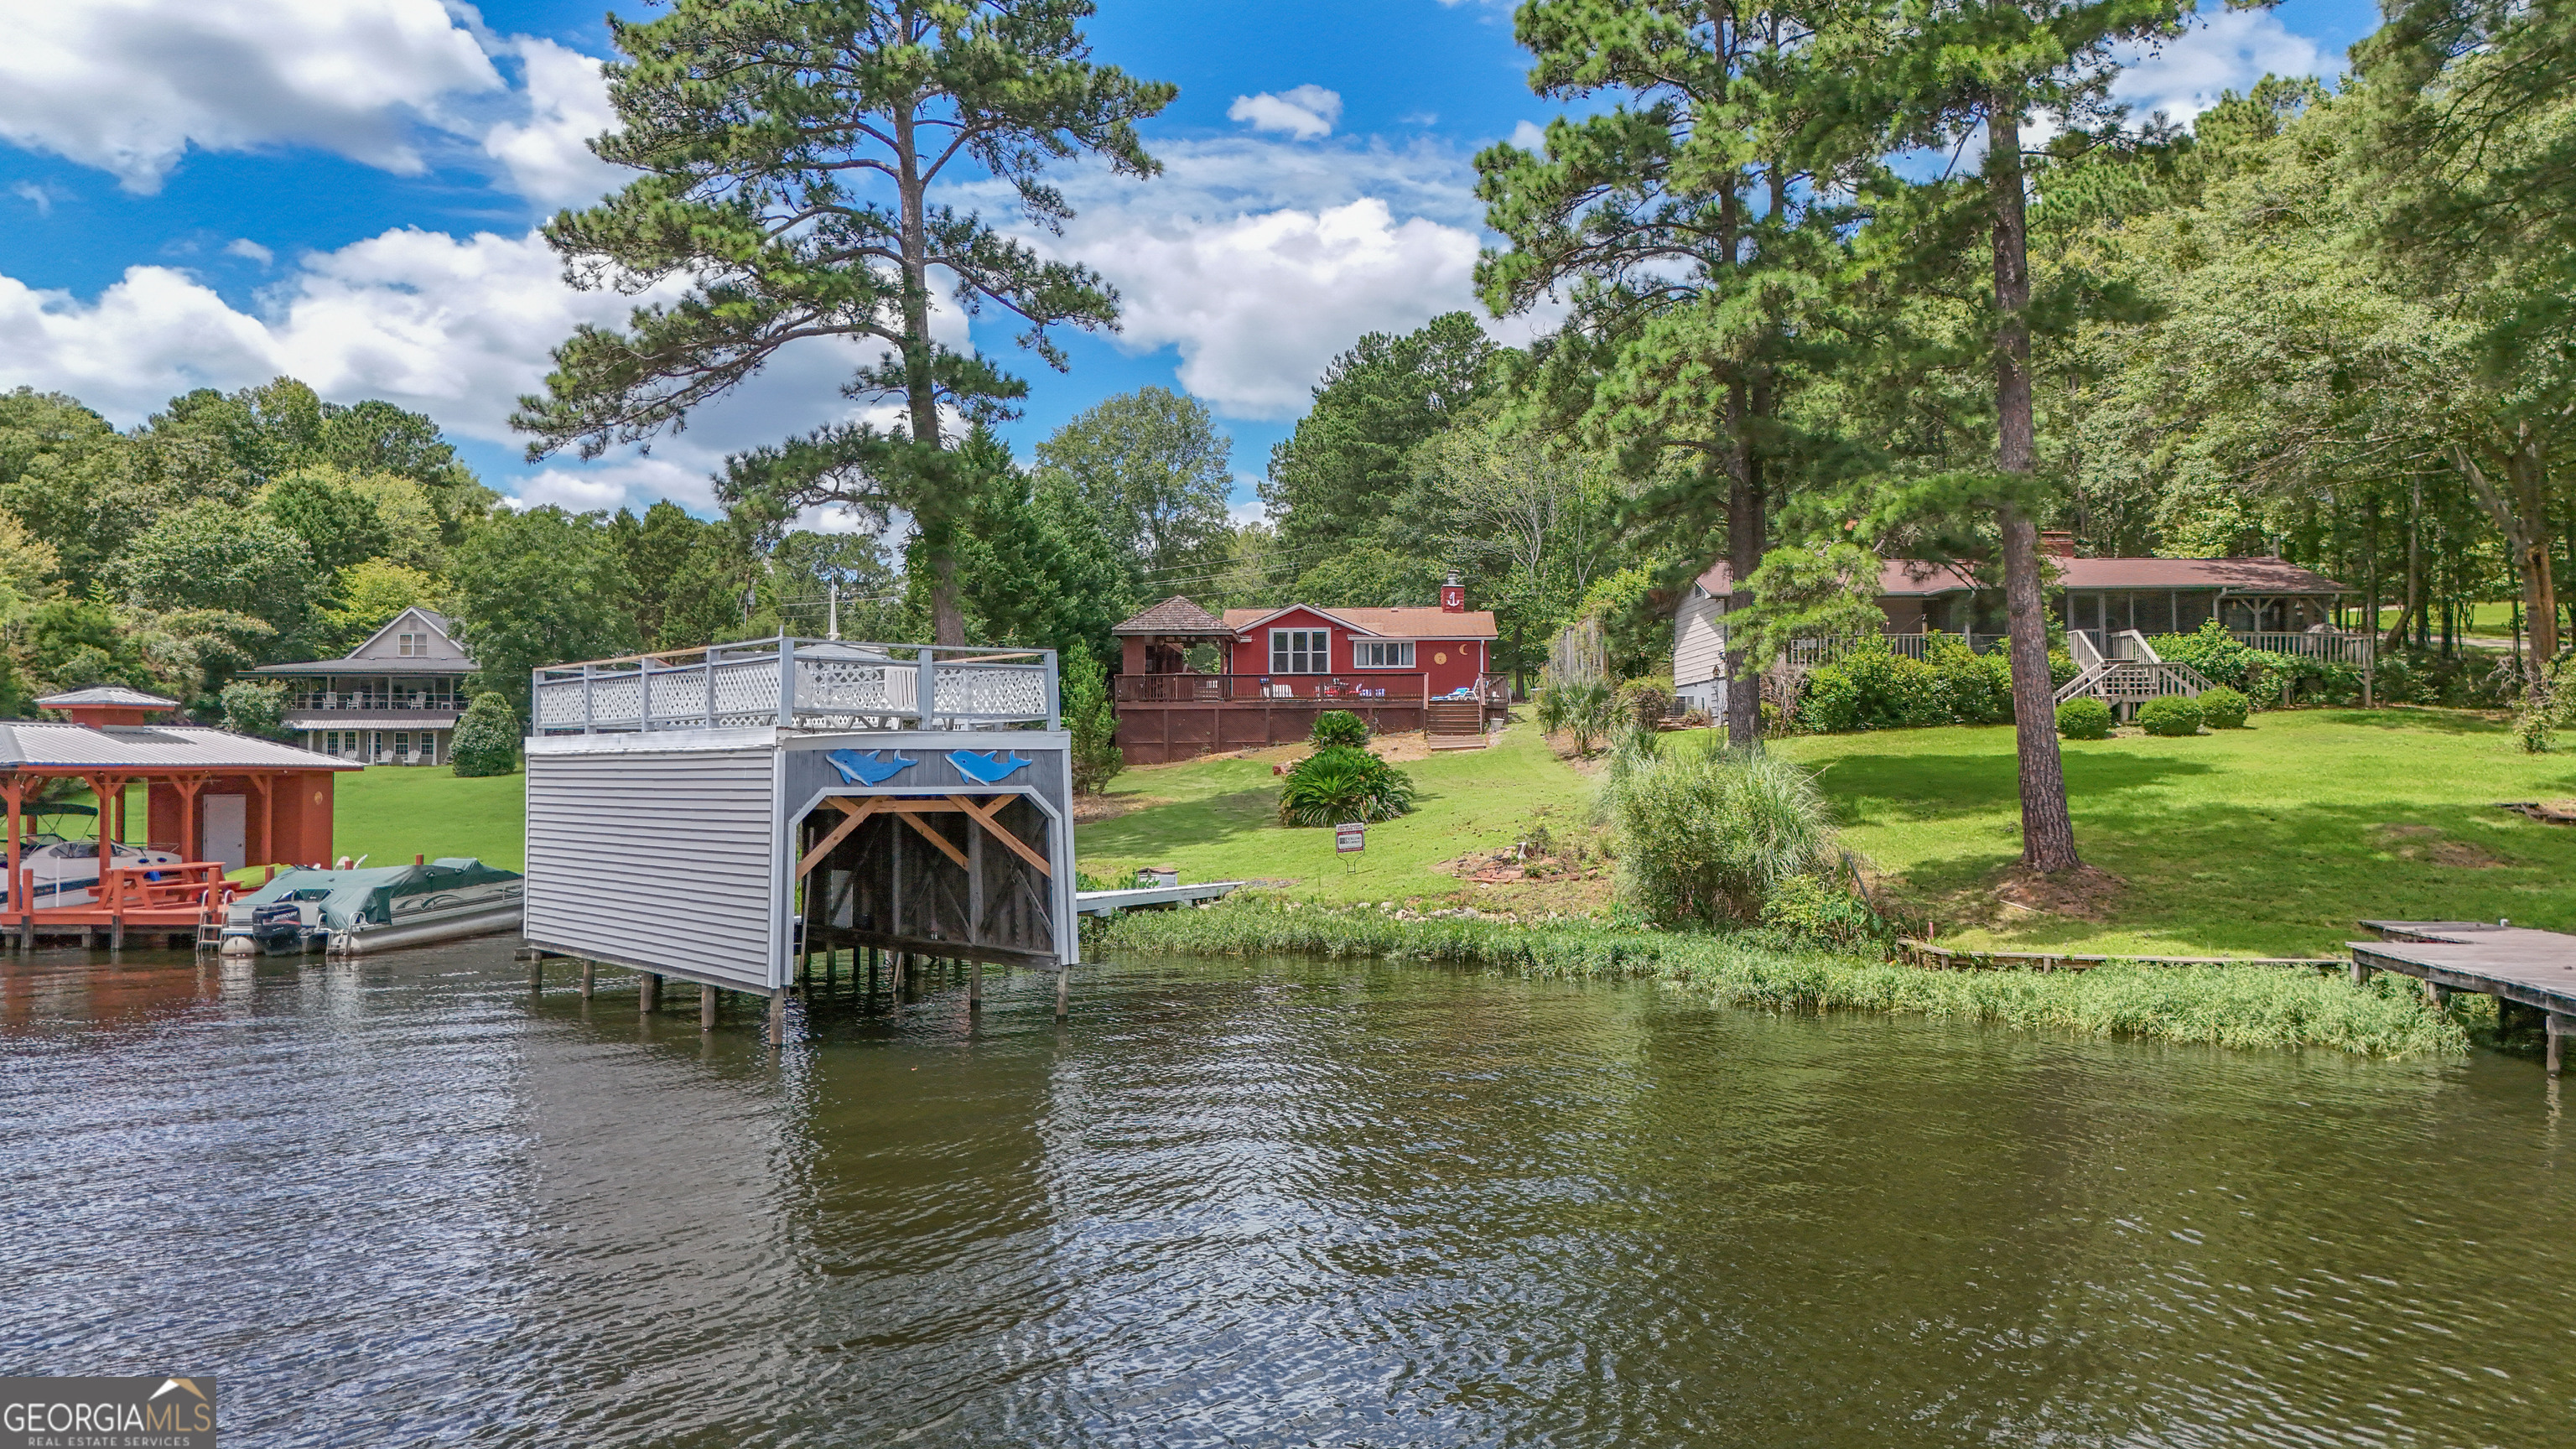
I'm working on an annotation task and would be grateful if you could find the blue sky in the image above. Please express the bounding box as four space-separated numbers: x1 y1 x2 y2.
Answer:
0 0 2386 525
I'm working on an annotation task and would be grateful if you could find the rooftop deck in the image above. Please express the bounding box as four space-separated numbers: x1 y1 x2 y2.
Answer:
532 637 1060 737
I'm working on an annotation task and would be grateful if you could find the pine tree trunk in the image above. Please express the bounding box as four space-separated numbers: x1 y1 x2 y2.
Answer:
2510 428 2558 673
894 105 963 647
1722 382 1764 752
1986 99 2078 873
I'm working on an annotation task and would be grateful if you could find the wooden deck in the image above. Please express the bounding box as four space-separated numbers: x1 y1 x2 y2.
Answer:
2350 921 2576 1074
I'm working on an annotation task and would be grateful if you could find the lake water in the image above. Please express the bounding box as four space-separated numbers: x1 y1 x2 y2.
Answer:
5 943 2573 1447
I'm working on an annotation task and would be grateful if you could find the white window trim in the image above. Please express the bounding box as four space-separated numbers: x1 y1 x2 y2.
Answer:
1268 626 1331 674
1352 639 1415 669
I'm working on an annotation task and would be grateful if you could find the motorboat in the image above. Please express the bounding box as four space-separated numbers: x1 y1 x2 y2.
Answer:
0 835 188 910
221 858 522 955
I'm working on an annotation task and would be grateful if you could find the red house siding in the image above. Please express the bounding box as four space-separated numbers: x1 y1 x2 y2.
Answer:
1226 608 1493 695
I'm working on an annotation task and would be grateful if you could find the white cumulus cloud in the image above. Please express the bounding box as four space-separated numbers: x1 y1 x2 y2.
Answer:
0 0 502 193
481 37 624 210
2115 10 2329 127
1228 85 1344 141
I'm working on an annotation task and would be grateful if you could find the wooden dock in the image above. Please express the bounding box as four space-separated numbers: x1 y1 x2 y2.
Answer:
2350 921 2576 1075
1072 880 1244 917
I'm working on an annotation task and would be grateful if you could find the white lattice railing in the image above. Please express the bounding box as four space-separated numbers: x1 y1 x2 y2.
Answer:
532 638 1057 735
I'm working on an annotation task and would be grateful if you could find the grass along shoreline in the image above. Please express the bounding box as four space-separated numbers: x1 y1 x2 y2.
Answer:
1089 900 2469 1059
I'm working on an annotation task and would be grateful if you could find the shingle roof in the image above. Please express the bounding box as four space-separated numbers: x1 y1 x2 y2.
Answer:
246 658 476 677
1219 605 1501 639
1112 595 1232 636
34 685 181 709
0 723 361 771
1695 555 2349 597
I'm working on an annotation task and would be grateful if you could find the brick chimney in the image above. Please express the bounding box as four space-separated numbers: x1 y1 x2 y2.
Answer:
2038 531 2077 559
1440 572 1465 613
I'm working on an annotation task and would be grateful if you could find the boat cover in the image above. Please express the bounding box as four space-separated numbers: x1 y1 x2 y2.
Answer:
234 858 522 932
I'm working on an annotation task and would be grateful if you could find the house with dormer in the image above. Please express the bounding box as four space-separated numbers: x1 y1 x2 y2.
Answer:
246 606 476 765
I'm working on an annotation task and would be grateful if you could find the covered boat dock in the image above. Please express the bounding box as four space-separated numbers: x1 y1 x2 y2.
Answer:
519 637 1078 1042
6 687 357 948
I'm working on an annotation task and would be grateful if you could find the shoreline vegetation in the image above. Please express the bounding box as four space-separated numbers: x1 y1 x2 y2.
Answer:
1089 900 2470 1060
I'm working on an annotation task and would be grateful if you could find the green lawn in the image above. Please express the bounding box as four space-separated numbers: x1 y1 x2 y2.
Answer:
1778 709 2576 958
328 766 527 871
1078 724 1597 900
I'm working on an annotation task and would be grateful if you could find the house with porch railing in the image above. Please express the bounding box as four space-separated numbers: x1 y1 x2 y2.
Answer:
246 606 472 766
1109 580 1509 764
1675 534 2371 714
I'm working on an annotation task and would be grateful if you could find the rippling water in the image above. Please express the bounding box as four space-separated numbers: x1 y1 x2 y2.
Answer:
5 943 2573 1446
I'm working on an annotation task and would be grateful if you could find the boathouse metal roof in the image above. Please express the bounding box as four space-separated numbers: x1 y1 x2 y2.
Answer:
1694 555 2349 599
34 685 182 709
0 723 361 771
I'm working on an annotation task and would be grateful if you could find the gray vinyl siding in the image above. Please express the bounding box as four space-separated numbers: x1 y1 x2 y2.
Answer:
525 746 781 989
1673 587 1729 687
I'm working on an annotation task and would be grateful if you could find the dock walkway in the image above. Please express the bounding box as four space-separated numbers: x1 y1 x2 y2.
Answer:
2350 921 2576 1074
1072 881 1243 917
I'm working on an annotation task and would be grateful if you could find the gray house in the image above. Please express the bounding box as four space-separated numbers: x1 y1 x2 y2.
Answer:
247 606 475 765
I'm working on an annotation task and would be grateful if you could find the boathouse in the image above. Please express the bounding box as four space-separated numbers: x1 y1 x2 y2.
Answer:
7 687 357 947
520 637 1076 1031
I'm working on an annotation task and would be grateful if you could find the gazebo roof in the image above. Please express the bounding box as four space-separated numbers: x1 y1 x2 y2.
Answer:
34 685 180 709
1113 595 1232 636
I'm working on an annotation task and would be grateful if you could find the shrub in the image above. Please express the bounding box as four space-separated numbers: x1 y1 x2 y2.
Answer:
1758 872 1894 951
1535 679 1618 755
1277 745 1415 826
1611 748 1836 927
450 692 521 776
1310 709 1369 749
2149 621 2258 689
2197 685 2250 729
2137 694 2203 737
1798 645 1943 733
219 679 288 740
1924 634 2015 724
1063 650 1124 794
2055 697 2113 740
1617 676 1676 730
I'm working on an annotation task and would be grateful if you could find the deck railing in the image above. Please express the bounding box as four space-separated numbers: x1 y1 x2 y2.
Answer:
1784 632 2007 667
2235 630 2373 665
532 637 1058 735
1111 673 1509 705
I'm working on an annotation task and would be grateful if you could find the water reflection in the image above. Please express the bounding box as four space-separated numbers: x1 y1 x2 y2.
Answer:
3 945 2570 1446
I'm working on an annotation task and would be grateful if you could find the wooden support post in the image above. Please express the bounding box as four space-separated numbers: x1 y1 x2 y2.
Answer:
970 958 982 1010
1055 964 1068 1020
641 971 661 1015
2550 1013 2570 1078
529 956 543 990
2349 960 2375 988
767 988 786 1046
580 958 595 1000
2423 979 2448 1010
701 983 718 1032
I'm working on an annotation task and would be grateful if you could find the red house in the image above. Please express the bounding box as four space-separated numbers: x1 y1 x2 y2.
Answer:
1111 579 1506 764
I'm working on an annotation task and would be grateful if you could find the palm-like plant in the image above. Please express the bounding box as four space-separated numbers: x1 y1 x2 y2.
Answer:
1277 745 1416 826
1535 680 1618 756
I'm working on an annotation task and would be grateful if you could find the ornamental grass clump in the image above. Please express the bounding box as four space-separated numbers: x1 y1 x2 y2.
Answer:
2137 694 2204 737
1277 745 1415 826
1090 902 2469 1060
1535 679 1619 755
1611 747 1836 927
2055 697 2113 740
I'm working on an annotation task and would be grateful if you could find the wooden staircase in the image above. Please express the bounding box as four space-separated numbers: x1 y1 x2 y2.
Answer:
1426 699 1488 750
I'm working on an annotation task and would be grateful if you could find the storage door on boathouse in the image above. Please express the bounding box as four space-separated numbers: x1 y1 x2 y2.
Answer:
522 731 784 990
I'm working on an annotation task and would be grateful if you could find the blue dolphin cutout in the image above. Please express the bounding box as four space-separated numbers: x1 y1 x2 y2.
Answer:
947 749 1033 785
827 749 917 786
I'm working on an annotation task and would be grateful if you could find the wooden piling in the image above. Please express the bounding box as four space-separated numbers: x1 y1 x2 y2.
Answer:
2423 979 2449 1010
1054 964 1068 1020
2550 1013 2569 1078
767 988 785 1046
2349 960 2375 987
580 958 595 1000
969 958 982 1010
701 983 718 1032
529 956 543 990
640 971 661 1014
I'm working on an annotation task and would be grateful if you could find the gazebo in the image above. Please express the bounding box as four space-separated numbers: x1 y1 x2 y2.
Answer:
8 688 360 947
1112 595 1235 678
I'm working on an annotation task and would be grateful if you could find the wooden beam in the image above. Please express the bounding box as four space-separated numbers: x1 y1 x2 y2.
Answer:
898 811 970 871
947 794 1052 878
796 799 880 878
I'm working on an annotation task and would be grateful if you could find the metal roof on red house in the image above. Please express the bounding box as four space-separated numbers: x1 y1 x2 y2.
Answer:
1221 605 1500 638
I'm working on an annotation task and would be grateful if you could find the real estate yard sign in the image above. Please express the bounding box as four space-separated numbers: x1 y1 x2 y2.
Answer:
1335 822 1364 854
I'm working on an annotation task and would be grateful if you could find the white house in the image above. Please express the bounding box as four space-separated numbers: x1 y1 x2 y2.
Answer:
247 606 475 766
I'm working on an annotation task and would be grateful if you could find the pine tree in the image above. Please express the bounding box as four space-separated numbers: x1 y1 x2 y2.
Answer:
1478 0 1853 752
511 0 1174 644
1061 648 1123 794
